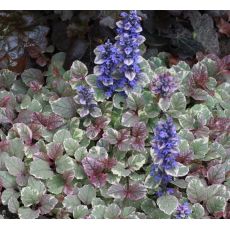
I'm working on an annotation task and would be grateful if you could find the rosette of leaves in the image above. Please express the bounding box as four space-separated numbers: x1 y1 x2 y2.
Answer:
0 12 49 70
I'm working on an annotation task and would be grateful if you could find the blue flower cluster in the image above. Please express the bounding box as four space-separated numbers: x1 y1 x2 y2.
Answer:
94 40 122 98
74 85 98 117
175 202 192 219
93 11 145 98
116 11 145 89
150 73 178 98
150 117 179 195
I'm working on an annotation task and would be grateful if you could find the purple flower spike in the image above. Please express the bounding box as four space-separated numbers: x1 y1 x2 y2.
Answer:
115 10 145 89
175 202 192 219
150 117 179 195
150 73 178 98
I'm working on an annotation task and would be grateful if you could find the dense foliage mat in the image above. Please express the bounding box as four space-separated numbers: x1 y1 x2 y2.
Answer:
0 10 230 219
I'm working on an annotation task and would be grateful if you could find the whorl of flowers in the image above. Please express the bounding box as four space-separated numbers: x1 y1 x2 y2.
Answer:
175 202 192 219
150 73 178 98
115 10 145 90
150 117 179 195
94 40 122 98
74 85 98 117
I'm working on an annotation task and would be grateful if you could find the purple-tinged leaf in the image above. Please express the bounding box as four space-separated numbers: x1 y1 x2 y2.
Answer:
121 111 139 127
207 164 225 184
82 157 104 177
16 172 28 187
39 194 58 215
108 183 147 201
46 142 64 161
31 112 65 131
99 157 117 170
13 123 33 145
0 140 9 152
89 172 107 188
0 95 11 107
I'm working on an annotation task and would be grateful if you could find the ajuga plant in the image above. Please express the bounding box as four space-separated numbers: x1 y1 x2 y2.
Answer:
0 10 230 219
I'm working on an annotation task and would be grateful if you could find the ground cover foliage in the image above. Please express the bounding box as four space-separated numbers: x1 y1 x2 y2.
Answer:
0 10 230 219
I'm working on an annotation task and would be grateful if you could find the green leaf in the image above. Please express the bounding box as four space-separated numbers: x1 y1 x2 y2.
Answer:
170 92 186 111
126 93 144 111
127 154 146 171
47 175 65 195
63 195 81 212
21 187 40 207
113 94 126 109
191 203 205 219
4 156 25 176
1 188 19 205
64 138 79 156
50 97 76 119
8 196 19 214
104 203 121 219
121 111 139 127
206 196 226 214
158 97 170 111
91 205 106 219
21 68 43 87
187 179 207 203
78 185 96 205
73 205 89 219
89 146 108 158
178 114 195 129
18 208 39 219
85 74 97 87
165 162 189 177
39 194 58 215
30 159 54 179
0 171 16 188
55 155 74 174
192 137 209 159
204 142 226 161
7 138 24 159
27 177 46 196
74 147 88 161
70 60 88 78
53 129 71 144
157 195 178 215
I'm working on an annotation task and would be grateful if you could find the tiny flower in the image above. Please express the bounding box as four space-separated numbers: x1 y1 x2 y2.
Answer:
175 202 192 219
74 85 101 118
150 73 178 98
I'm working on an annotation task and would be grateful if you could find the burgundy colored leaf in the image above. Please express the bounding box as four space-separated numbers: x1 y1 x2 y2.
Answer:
33 152 50 162
29 123 43 140
207 164 225 184
89 172 107 188
131 122 147 151
0 139 9 152
32 112 64 131
0 95 11 107
14 110 33 124
99 157 117 170
29 81 43 92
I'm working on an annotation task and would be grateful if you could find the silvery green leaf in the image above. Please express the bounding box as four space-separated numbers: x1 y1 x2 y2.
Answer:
63 195 81 212
170 92 186 111
18 208 40 219
12 123 32 145
0 171 16 188
27 177 46 196
126 93 144 111
158 97 170 112
21 187 40 207
50 97 76 119
187 179 207 203
191 137 209 159
204 142 226 161
127 154 146 171
178 114 195 129
70 60 88 78
55 155 74 174
88 146 108 158
85 74 97 87
1 188 19 205
74 147 88 161
91 205 106 219
191 203 205 219
78 185 96 205
30 159 54 179
47 175 64 195
104 203 121 219
165 162 189 177
157 195 178 215
73 205 89 219
170 179 188 189
8 196 19 214
4 156 25 176
8 138 24 159
53 129 71 144
113 94 126 109
111 162 131 177
63 138 79 156
206 196 226 214
94 88 106 102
